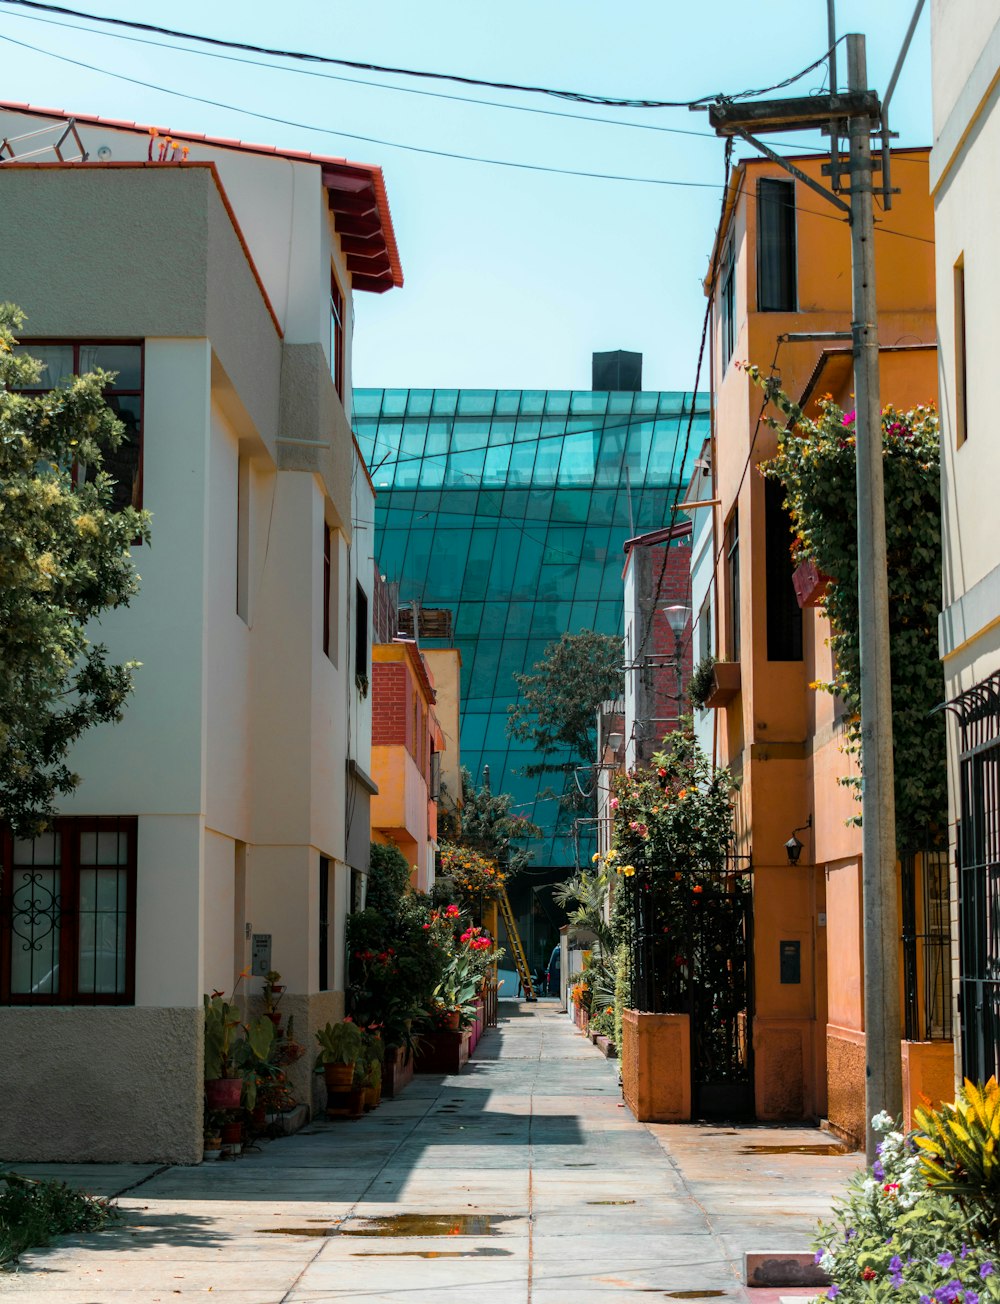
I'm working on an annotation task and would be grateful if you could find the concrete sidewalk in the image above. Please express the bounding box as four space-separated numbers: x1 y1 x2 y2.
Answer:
3 1002 860 1302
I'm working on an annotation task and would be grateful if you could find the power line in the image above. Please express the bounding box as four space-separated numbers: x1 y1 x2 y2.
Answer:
0 5 850 155
0 6 807 147
0 32 729 188
1 30 936 222
0 0 840 109
631 140 734 670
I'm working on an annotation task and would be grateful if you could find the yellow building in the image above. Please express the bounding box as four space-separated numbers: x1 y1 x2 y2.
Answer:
704 149 948 1141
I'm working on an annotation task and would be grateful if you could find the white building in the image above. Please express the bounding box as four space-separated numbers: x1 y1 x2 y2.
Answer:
930 4 1000 1086
685 440 716 760
0 102 401 1161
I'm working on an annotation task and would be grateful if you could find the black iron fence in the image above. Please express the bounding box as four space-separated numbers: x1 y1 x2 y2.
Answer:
624 851 753 1117
946 672 1000 1083
901 845 953 1042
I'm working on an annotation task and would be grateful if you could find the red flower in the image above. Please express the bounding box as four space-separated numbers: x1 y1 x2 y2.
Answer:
861 1268 876 1281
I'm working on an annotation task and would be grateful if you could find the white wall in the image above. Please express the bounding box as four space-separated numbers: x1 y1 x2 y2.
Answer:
689 496 716 759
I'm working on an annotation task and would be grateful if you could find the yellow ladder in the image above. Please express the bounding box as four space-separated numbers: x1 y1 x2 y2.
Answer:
497 885 536 1001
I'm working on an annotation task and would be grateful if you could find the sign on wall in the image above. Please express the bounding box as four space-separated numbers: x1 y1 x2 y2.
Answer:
251 933 272 977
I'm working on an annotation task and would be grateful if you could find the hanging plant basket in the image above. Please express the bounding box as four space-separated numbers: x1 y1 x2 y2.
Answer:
792 557 833 608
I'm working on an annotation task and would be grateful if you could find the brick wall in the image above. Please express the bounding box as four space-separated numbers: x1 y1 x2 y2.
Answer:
637 539 692 762
372 663 409 746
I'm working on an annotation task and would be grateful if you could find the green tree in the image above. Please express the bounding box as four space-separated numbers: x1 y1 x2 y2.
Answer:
747 364 945 849
505 629 623 780
0 307 151 836
445 765 541 876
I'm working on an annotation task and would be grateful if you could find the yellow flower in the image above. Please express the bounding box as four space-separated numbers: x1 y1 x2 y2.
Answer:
591 852 601 863
605 849 618 861
622 865 636 877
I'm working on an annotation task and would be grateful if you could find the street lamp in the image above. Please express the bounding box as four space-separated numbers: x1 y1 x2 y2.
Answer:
661 604 692 704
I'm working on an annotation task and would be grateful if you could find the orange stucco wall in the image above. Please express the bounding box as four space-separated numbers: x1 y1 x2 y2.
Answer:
370 642 442 891
708 149 942 1124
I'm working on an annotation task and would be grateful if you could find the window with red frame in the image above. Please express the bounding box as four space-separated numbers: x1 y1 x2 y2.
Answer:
1 818 138 1005
330 275 345 400
11 341 143 513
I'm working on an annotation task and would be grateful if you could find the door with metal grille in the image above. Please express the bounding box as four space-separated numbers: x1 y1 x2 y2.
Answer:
950 673 1000 1083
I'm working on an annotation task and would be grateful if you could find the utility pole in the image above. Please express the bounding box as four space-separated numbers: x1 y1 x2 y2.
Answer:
706 30 902 1160
846 33 902 1162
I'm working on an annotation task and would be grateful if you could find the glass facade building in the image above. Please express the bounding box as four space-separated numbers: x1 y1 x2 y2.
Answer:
353 387 710 872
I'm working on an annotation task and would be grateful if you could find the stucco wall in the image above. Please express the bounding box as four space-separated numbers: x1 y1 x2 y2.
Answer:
0 1007 202 1164
826 1026 866 1148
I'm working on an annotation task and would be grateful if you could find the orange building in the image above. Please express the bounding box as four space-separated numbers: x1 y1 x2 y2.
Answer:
370 641 446 892
703 148 948 1142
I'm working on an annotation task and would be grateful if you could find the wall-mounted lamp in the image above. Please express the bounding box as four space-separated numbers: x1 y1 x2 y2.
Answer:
784 816 813 866
606 731 624 751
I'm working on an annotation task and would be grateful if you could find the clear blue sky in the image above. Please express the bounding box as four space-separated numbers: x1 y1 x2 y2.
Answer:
0 0 932 391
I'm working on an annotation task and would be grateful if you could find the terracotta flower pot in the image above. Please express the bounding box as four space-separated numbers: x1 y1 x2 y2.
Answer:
205 1077 243 1110
323 1061 355 1091
443 1009 460 1032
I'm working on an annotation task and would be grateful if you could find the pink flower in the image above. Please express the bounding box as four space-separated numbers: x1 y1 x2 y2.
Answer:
842 410 855 426
609 797 619 810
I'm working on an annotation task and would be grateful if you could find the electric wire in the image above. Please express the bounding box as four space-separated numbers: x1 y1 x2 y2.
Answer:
0 31 729 188
630 139 733 670
0 34 935 237
0 4 828 150
0 0 841 109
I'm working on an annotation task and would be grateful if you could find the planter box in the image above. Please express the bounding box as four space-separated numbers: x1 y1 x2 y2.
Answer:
383 1045 414 1098
792 558 832 608
414 1028 471 1075
901 1040 955 1130
595 1035 617 1060
621 1010 691 1122
704 661 741 708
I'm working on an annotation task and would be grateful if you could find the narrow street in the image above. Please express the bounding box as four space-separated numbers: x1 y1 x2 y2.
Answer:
7 1005 859 1303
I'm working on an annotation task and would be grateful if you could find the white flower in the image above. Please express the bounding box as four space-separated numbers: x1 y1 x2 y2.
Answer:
871 1110 895 1132
820 1253 835 1273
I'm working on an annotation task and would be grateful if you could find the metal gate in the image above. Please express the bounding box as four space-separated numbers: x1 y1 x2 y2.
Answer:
947 672 1000 1083
628 856 754 1119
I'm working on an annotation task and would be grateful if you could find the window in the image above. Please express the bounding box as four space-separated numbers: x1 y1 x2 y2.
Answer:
323 524 339 665
236 453 250 624
954 256 968 447
318 855 330 992
698 594 713 664
12 341 143 513
726 508 741 662
330 275 345 400
720 239 736 369
764 479 803 661
757 178 796 312
1 818 137 1005
355 581 369 684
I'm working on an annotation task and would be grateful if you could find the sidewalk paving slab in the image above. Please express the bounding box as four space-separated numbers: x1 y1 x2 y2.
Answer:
2 1001 860 1300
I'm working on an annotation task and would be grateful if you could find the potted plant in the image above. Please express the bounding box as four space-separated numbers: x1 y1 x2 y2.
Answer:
314 1019 362 1090
356 1029 384 1111
231 1014 276 1112
262 970 285 1031
203 1112 224 1162
204 991 244 1110
687 655 717 711
431 952 480 1030
220 1117 243 1156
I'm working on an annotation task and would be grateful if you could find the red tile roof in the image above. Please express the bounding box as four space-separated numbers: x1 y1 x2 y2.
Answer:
0 100 403 292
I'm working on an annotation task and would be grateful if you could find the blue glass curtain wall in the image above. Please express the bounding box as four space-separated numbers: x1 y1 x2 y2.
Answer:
354 388 709 869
